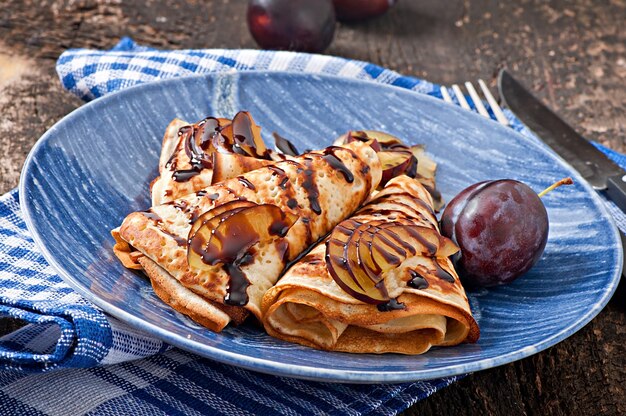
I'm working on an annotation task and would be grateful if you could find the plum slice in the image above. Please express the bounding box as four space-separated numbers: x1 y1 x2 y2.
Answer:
334 130 419 185
371 226 459 269
188 208 251 270
211 152 273 184
188 200 257 243
325 219 373 300
377 149 417 186
218 111 269 158
326 220 460 304
336 130 404 149
327 220 399 304
189 204 298 269
344 223 393 303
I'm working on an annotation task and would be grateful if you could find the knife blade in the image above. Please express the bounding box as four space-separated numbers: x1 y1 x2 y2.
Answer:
498 69 626 213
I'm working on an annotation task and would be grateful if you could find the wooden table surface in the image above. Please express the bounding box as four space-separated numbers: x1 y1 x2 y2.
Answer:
1 0 625 414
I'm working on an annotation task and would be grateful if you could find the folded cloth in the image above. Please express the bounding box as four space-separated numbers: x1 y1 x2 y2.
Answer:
0 37 623 415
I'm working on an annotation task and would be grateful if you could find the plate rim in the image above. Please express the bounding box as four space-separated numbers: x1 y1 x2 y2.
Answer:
19 70 623 383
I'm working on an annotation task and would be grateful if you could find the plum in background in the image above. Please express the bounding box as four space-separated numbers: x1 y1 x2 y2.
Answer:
247 0 336 53
333 0 398 21
441 179 562 288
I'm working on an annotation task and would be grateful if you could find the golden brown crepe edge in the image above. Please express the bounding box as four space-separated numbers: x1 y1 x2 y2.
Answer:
138 256 249 331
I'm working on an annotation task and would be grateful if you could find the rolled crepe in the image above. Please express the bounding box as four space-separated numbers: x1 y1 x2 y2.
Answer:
116 141 382 331
261 175 479 354
150 118 272 206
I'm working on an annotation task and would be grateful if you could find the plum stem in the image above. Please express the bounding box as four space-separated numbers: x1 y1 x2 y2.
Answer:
538 177 574 198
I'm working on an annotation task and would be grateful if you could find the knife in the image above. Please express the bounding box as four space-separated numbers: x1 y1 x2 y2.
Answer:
498 69 626 212
498 69 626 282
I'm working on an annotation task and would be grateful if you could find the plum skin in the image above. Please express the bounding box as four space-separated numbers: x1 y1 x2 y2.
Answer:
247 0 336 53
441 180 549 287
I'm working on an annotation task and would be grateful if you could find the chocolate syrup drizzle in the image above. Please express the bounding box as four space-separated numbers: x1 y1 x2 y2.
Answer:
237 177 256 190
169 123 214 183
188 204 294 307
273 132 300 156
408 270 429 289
140 211 187 247
377 298 406 312
320 147 354 183
302 158 322 215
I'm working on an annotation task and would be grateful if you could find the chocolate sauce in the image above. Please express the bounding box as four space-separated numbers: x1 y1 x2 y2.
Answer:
279 176 289 189
223 263 249 306
173 169 201 182
377 298 406 312
189 204 294 306
169 199 202 225
171 200 189 212
433 261 456 283
408 270 429 289
367 193 434 220
269 165 286 175
215 184 241 200
370 233 404 265
405 156 418 178
199 117 222 150
196 190 207 197
403 226 438 256
321 147 354 183
188 210 201 225
273 132 300 156
302 159 322 215
141 211 187 247
168 234 188 248
381 227 419 255
269 218 293 237
171 124 212 182
287 198 298 209
231 111 271 159
238 177 256 190
164 126 190 171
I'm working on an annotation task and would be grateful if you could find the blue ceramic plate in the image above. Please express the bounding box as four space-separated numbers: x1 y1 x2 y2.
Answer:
20 72 622 383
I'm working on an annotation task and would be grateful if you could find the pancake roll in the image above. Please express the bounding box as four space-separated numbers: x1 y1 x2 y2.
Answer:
261 175 479 354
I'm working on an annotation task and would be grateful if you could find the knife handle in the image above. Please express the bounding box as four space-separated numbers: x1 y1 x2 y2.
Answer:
606 174 626 212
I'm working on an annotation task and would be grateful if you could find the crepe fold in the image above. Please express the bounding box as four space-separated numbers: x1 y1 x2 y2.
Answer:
150 118 273 206
261 175 479 354
116 141 382 331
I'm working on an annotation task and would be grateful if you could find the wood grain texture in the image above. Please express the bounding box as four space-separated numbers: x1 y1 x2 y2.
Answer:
1 0 624 414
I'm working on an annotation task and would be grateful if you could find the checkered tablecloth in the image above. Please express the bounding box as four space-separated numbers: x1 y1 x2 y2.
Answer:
1 37 624 415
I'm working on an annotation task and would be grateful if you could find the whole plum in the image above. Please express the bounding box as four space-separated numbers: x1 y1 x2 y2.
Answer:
440 179 549 287
247 0 336 53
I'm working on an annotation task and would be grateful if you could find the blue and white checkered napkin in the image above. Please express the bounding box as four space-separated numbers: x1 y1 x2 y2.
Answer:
1 37 624 415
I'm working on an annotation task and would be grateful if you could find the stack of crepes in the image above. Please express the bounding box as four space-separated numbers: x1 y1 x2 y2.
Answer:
114 113 382 332
262 175 479 354
113 112 479 354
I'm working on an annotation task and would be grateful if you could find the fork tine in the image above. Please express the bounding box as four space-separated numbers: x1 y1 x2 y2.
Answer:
465 82 490 118
451 84 471 110
478 79 509 126
440 86 453 103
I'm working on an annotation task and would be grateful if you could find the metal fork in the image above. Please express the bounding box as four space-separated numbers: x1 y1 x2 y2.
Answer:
440 81 509 126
